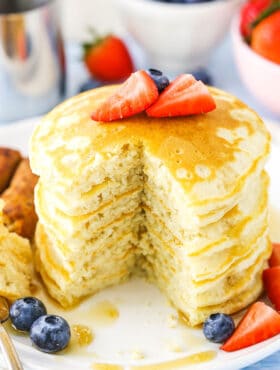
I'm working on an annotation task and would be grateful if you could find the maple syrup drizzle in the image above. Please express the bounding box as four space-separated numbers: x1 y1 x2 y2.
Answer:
130 351 217 370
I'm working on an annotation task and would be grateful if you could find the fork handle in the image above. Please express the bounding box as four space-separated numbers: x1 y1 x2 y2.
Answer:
0 324 23 370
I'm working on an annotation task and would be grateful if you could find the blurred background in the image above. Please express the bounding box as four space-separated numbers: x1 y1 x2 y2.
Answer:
61 0 122 40
0 0 279 123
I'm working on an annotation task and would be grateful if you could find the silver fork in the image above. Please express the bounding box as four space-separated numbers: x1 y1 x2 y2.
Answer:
0 297 23 370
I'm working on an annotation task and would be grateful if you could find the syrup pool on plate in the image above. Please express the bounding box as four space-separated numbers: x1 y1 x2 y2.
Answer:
21 275 216 365
91 351 217 370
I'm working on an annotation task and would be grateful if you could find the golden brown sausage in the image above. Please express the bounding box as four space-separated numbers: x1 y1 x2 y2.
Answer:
0 148 22 193
1 158 38 240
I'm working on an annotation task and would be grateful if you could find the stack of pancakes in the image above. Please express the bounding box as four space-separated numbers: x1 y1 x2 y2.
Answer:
30 86 271 326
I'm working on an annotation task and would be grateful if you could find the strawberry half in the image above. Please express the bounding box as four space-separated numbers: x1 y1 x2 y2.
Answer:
91 70 159 122
221 302 280 352
269 242 280 267
146 74 216 118
263 266 280 311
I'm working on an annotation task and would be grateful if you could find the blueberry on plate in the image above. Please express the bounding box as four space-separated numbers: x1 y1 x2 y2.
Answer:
30 315 71 353
10 297 47 332
203 313 235 343
147 68 170 92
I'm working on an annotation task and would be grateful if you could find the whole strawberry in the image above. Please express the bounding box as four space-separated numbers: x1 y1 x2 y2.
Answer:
240 0 271 40
83 31 134 82
251 9 280 64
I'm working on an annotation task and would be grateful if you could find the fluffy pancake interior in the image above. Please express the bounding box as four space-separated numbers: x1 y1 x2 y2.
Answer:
35 141 270 325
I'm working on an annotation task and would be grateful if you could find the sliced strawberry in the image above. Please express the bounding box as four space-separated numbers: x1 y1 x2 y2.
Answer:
146 74 216 118
91 70 158 122
263 266 280 311
221 302 280 352
159 74 196 95
269 243 280 267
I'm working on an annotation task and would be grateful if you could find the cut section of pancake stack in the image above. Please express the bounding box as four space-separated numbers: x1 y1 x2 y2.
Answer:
30 86 271 326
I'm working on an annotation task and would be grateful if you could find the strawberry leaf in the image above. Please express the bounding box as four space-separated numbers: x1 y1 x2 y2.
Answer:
252 0 280 28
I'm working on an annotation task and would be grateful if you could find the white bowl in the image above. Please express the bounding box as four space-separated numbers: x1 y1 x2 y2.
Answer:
231 15 280 116
115 0 241 74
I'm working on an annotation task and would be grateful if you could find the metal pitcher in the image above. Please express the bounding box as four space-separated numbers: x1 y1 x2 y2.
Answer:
0 0 66 122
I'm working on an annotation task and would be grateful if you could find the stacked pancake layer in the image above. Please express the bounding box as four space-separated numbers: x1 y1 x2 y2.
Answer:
30 86 271 326
0 200 32 300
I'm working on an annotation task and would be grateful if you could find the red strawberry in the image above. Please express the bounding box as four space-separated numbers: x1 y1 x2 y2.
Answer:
251 10 280 64
146 74 216 118
221 302 280 352
269 243 280 267
240 0 271 39
83 32 134 82
91 70 158 122
263 266 280 310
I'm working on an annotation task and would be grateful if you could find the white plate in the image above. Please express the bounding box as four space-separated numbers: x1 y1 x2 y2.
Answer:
0 118 280 370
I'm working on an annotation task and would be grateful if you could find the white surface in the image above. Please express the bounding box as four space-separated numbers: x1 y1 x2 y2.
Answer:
115 0 241 72
0 118 279 370
60 0 123 41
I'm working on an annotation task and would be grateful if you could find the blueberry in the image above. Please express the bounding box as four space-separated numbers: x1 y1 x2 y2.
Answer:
10 297 47 332
203 313 235 343
191 68 213 85
30 315 71 353
147 68 170 92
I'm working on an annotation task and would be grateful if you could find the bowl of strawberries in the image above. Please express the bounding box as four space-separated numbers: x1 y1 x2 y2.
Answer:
231 0 280 115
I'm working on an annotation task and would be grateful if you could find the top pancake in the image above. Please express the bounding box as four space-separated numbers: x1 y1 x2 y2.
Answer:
30 86 270 210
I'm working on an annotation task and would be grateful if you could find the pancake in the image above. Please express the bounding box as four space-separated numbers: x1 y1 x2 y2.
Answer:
0 200 32 301
30 85 271 325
